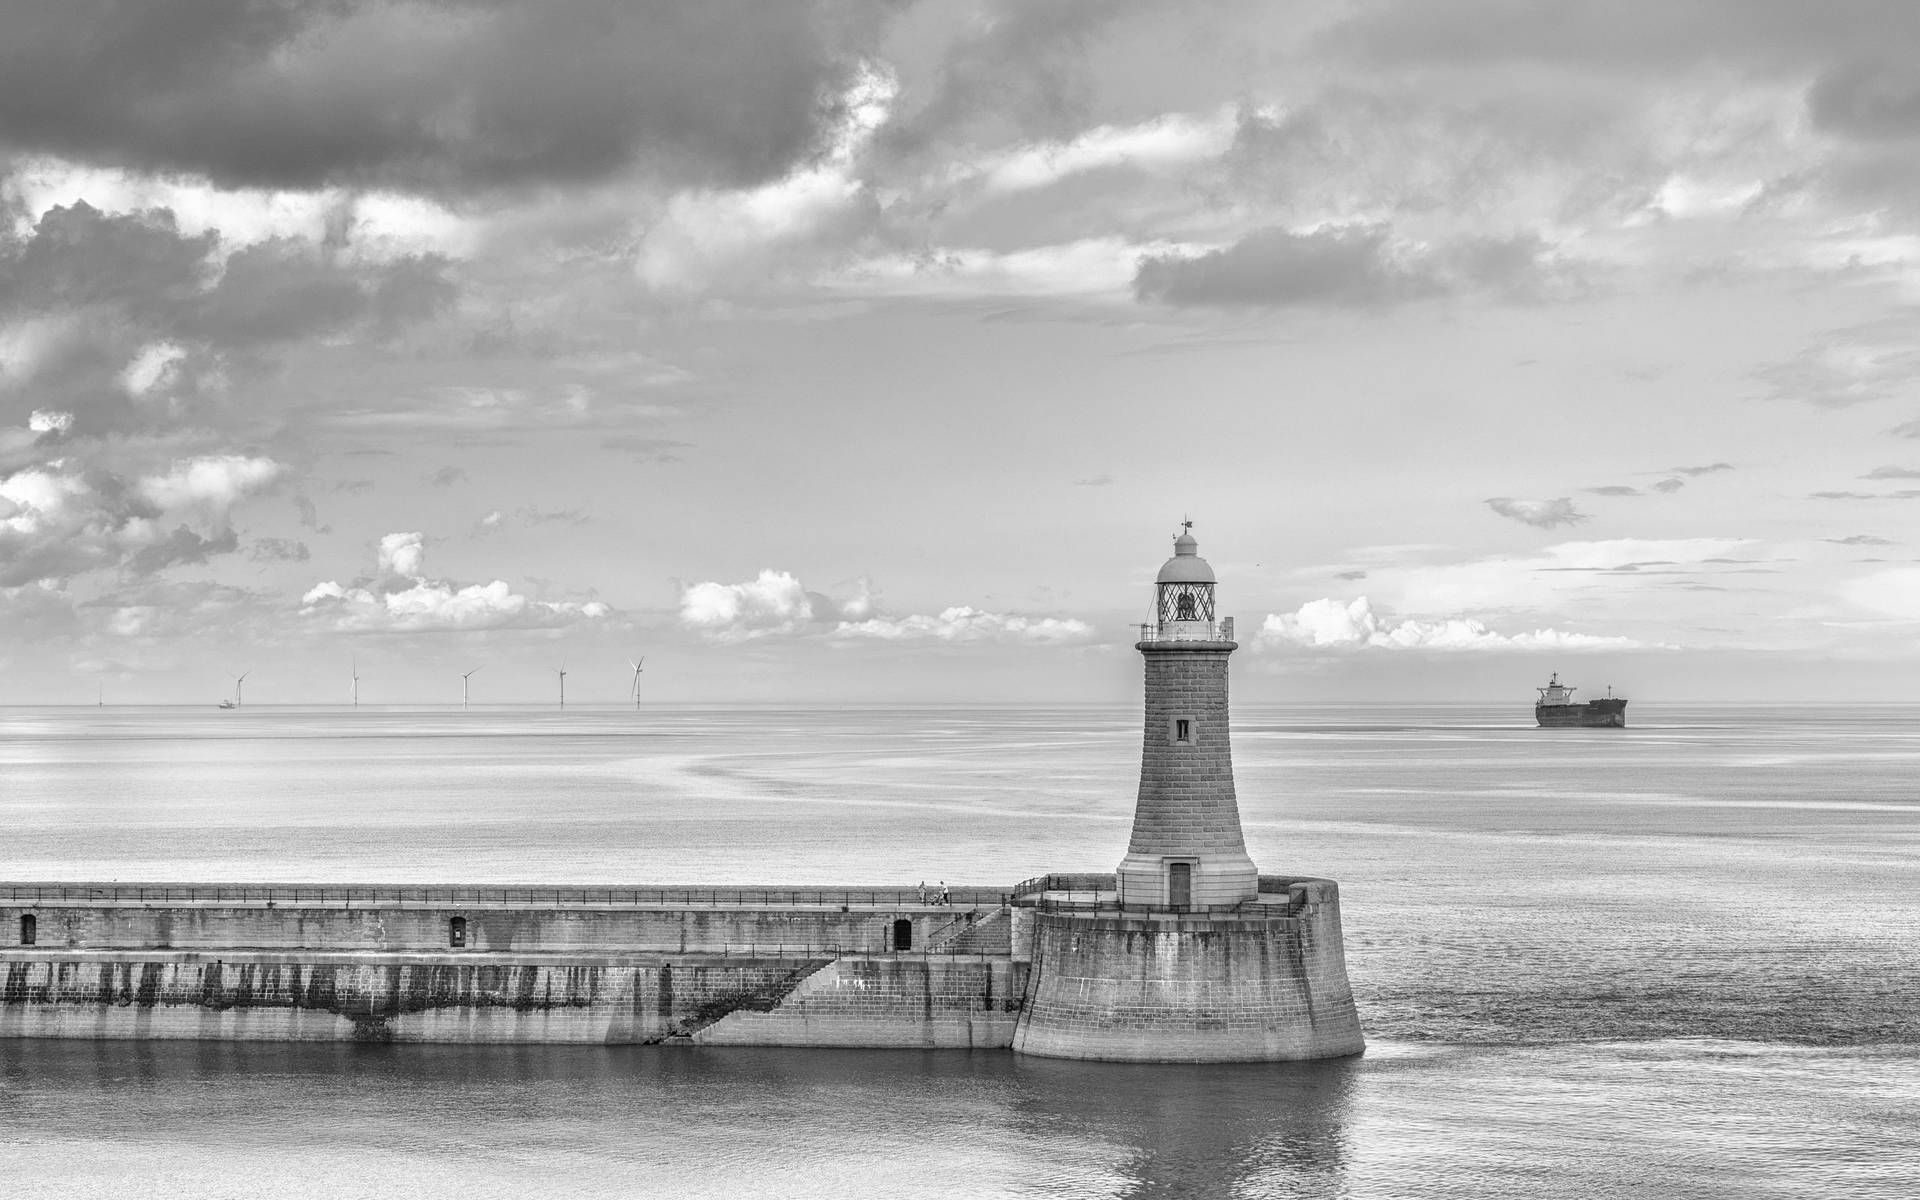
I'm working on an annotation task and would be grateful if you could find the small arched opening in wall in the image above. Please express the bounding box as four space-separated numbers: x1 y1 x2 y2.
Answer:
18 914 35 946
448 916 468 948
892 918 913 951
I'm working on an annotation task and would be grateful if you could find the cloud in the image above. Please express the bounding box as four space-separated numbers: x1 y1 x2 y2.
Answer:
1135 225 1421 307
970 107 1240 196
424 466 467 487
1671 462 1734 475
1259 596 1640 652
376 531 427 579
835 609 1095 643
875 0 1167 162
1827 534 1894 545
839 237 1186 301
1651 477 1687 494
470 506 594 534
1754 338 1920 408
1360 537 1756 614
1862 465 1920 479
633 62 895 294
1485 496 1589 528
249 537 310 563
301 531 608 632
1133 224 1572 308
1586 485 1641 496
137 455 283 513
678 568 1090 644
678 569 858 641
0 1 889 196
0 453 282 585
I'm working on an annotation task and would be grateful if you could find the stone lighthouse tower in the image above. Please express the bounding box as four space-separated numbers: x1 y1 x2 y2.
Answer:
1115 524 1259 908
1011 523 1365 1062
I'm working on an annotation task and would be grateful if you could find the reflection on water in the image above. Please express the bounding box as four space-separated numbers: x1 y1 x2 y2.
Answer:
3 1039 1915 1199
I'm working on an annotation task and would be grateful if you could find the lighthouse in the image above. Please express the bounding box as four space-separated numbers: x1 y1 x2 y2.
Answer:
1011 523 1365 1062
1114 524 1259 908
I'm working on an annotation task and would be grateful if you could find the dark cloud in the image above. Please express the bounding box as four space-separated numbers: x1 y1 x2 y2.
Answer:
127 526 240 576
877 0 1162 162
1826 534 1894 545
0 1 890 195
1862 465 1920 479
1808 57 1920 142
1671 462 1734 475
1484 496 1588 528
1134 224 1564 308
188 239 455 346
1322 1 1920 74
1336 570 1367 581
1586 485 1640 496
1136 225 1430 307
0 203 456 440
1651 477 1686 494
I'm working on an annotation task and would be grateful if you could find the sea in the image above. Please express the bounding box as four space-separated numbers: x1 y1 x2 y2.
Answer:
0 702 1916 1199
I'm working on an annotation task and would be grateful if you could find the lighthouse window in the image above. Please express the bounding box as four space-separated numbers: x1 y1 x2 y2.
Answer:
1174 719 1192 744
892 919 913 951
18 915 34 946
1175 592 1196 620
448 916 467 948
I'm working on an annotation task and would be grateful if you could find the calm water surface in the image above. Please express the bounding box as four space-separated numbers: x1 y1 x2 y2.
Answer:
1 703 1916 1198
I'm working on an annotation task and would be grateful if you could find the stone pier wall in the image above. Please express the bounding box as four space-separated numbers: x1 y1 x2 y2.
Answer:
0 951 1023 1046
1012 879 1365 1062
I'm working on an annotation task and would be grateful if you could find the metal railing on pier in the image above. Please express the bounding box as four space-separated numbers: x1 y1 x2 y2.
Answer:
0 882 1010 910
1009 872 1301 918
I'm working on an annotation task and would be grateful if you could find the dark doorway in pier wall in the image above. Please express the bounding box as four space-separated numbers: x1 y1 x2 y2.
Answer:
893 919 913 951
18 914 33 945
449 917 467 948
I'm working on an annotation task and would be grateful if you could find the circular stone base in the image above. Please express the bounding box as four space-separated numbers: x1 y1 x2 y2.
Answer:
1011 897 1364 1062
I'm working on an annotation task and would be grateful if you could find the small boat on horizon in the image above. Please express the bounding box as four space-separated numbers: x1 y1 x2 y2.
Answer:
216 699 237 710
1535 673 1627 728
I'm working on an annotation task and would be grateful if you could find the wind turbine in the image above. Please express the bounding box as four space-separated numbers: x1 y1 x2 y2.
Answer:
556 665 567 708
350 658 360 708
233 670 250 708
460 665 482 710
628 656 645 709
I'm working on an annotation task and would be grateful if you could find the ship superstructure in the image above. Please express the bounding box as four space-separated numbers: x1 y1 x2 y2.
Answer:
1534 672 1627 728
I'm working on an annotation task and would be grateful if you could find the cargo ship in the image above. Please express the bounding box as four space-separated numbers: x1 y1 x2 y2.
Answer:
1535 673 1627 728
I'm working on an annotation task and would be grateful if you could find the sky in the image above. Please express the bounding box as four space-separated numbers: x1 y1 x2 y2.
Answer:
5 0 1920 705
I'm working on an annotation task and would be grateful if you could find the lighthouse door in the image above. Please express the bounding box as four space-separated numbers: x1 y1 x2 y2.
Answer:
1168 862 1192 908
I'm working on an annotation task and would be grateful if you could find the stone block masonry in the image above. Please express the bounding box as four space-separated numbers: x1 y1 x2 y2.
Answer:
0 885 1027 1047
1012 879 1364 1062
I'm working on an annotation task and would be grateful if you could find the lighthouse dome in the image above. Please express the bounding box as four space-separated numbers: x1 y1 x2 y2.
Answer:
1156 530 1216 584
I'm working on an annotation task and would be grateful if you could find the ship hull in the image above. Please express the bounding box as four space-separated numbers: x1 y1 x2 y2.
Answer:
1536 699 1626 728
